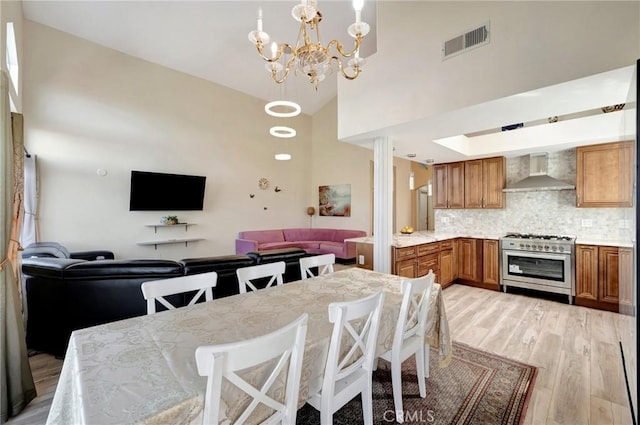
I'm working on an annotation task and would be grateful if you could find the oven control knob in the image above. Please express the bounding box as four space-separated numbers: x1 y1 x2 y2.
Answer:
525 244 531 249
558 246 564 252
544 245 550 250
551 246 557 251
519 243 524 248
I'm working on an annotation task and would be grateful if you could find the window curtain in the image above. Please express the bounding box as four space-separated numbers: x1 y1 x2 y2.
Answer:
0 71 35 423
20 151 37 252
19 150 36 324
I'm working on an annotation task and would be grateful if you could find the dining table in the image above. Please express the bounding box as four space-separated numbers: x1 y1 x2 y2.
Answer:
46 267 452 425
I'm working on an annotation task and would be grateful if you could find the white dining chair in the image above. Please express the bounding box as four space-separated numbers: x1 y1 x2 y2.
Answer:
195 313 309 425
141 271 218 314
378 270 435 423
236 261 285 294
299 253 335 280
307 290 385 425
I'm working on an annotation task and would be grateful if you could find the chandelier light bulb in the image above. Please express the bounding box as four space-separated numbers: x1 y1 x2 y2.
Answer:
270 42 278 58
353 0 364 24
257 7 263 32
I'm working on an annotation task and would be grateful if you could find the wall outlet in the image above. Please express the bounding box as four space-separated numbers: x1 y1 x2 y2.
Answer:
358 255 365 265
581 219 593 227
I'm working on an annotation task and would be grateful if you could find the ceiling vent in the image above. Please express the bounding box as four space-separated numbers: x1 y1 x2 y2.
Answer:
443 22 490 59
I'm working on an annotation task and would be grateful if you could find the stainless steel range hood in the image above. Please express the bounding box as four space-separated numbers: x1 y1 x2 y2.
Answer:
503 153 575 193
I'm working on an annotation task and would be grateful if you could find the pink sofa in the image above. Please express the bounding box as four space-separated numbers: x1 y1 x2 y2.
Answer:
235 228 367 260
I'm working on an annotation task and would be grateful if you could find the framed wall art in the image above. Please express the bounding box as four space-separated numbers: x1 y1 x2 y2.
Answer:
319 184 351 217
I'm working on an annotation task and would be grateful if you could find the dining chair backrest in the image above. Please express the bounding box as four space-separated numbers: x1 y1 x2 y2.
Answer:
307 290 385 424
394 271 435 350
299 253 335 280
195 313 309 425
141 271 218 315
236 261 285 294
379 270 435 423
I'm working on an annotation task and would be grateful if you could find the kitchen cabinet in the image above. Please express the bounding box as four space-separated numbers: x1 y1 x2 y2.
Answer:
464 157 506 209
458 238 483 282
439 239 455 286
576 140 634 208
482 239 500 287
433 162 465 209
392 241 455 287
575 245 598 300
393 246 417 279
355 242 374 271
576 244 634 314
456 238 500 291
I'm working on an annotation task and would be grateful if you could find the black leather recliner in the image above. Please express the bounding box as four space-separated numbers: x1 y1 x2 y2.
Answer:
21 241 115 261
22 245 309 357
22 257 184 357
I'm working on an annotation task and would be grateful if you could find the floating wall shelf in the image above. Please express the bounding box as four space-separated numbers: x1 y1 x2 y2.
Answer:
138 223 203 249
137 238 204 250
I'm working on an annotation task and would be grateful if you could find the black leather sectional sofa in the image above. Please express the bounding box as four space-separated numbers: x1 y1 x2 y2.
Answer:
21 243 309 357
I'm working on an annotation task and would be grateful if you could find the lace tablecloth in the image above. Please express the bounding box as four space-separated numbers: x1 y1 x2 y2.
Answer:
46 268 451 425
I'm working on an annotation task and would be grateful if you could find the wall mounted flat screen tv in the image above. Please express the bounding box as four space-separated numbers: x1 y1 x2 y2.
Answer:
129 171 206 211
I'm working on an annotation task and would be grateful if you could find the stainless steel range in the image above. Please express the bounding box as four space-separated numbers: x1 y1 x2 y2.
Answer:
500 232 576 303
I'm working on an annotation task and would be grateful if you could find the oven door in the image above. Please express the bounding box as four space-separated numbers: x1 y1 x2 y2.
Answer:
501 249 572 290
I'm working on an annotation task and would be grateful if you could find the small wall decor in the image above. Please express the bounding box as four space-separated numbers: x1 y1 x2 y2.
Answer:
258 178 269 190
161 215 179 225
319 184 351 217
275 186 282 192
250 194 255 198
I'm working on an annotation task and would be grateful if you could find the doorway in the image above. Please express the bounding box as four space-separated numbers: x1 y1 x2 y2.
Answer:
416 182 433 231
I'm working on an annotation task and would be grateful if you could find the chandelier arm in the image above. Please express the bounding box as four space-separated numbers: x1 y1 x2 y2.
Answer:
332 56 361 81
326 36 362 59
271 54 298 84
256 41 297 63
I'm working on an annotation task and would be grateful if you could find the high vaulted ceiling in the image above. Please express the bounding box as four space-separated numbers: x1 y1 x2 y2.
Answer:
22 0 378 116
22 1 636 164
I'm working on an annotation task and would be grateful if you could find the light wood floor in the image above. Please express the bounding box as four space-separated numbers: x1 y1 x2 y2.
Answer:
7 283 637 425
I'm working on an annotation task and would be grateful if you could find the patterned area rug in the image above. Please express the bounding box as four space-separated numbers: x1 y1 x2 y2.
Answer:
297 341 537 425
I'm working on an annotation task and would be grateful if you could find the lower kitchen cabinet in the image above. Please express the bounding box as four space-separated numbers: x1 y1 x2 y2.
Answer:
457 238 500 291
482 239 500 289
576 244 634 314
458 238 483 282
439 241 454 287
390 237 498 291
392 240 451 287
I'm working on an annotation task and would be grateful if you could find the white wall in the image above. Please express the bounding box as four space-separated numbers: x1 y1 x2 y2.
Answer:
23 21 318 259
311 98 412 234
338 1 640 139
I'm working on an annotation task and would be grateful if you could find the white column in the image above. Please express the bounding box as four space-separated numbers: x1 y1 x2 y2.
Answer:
373 136 393 274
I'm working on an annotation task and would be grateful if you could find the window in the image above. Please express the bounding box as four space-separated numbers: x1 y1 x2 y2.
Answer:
6 22 18 112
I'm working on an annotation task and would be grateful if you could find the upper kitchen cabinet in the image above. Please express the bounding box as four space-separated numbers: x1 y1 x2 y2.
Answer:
464 157 506 209
433 162 464 209
576 141 634 207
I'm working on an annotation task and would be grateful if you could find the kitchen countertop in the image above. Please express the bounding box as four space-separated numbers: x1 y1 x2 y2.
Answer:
346 233 635 249
575 239 635 248
345 231 503 248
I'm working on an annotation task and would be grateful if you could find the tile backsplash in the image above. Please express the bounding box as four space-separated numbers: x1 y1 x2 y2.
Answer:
435 149 635 241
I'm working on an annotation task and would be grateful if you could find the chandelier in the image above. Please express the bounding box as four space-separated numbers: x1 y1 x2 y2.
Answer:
248 0 370 89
